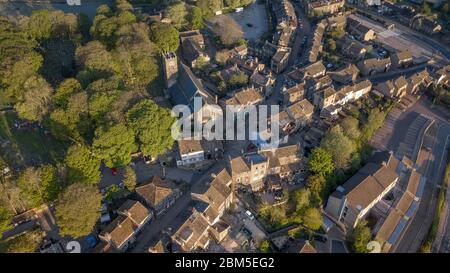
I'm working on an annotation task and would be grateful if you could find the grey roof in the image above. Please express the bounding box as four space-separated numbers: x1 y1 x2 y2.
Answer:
169 63 215 111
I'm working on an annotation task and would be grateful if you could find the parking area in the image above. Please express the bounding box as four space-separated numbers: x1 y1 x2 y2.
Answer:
99 161 195 190
211 3 268 40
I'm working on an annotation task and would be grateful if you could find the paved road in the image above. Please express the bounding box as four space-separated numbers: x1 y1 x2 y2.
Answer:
435 137 450 253
393 98 450 252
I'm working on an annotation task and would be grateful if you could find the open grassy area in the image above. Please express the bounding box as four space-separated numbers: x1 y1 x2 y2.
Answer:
0 112 68 168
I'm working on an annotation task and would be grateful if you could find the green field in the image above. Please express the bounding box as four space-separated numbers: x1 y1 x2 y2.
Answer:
0 112 67 168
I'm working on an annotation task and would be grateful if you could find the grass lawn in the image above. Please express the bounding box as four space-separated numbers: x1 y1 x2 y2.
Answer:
0 112 68 168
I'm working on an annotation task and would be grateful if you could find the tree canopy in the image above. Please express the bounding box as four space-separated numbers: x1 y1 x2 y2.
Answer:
123 166 137 191
149 22 180 54
321 125 356 169
302 207 322 231
16 165 60 208
307 147 335 177
93 123 137 168
65 144 101 185
126 99 176 159
347 220 372 253
55 183 102 238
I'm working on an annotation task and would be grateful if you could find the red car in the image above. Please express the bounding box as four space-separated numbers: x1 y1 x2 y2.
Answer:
111 167 118 175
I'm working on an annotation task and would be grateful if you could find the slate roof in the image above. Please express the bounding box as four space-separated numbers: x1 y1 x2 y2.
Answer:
169 63 215 111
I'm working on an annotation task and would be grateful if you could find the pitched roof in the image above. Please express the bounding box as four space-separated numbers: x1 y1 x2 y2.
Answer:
298 240 318 253
173 210 210 251
101 215 137 249
233 87 264 105
332 152 399 211
304 61 326 77
169 63 215 111
117 200 150 226
230 156 250 174
135 176 179 208
287 99 314 119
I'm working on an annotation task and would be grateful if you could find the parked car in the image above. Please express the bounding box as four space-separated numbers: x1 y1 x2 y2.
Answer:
245 210 255 220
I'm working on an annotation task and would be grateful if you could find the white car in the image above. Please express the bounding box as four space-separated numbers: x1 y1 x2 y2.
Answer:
245 210 255 220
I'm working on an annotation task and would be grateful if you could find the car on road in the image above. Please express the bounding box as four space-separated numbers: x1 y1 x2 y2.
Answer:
246 23 253 27
245 210 255 220
111 167 118 175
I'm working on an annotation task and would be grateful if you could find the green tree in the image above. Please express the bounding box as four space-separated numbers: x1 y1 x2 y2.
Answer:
259 239 270 253
75 41 120 86
65 144 101 185
55 183 102 238
115 0 133 12
188 6 204 30
228 71 248 90
149 22 180 53
39 165 61 202
340 116 361 141
326 38 336 52
0 229 44 253
321 125 356 169
93 123 137 168
307 148 335 177
0 206 12 234
27 10 52 40
14 76 53 122
126 99 176 159
302 207 322 231
347 220 371 253
53 78 83 109
293 188 311 211
16 166 60 208
422 3 432 16
88 90 120 122
114 43 159 87
361 108 385 141
166 1 188 29
197 0 224 17
123 166 137 191
306 174 326 205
